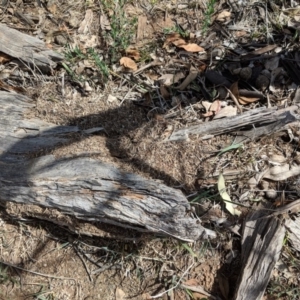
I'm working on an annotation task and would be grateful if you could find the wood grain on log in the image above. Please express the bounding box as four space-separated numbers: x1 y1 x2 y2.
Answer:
285 216 300 252
233 209 286 300
0 91 214 241
166 106 300 143
0 23 63 72
0 92 78 162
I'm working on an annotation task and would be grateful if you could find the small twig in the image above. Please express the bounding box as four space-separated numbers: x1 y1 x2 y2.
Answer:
226 87 243 113
155 87 166 110
74 246 93 282
267 93 271 108
133 60 163 76
257 198 300 220
61 72 65 98
147 106 162 120
0 260 76 281
109 70 148 92
91 264 119 275
5 26 36 31
150 262 195 299
119 84 137 106
265 1 274 42
76 248 120 275
180 283 216 299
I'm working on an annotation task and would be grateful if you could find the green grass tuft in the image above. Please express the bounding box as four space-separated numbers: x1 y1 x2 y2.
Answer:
202 0 217 33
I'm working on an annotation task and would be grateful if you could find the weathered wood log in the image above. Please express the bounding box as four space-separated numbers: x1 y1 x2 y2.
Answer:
166 105 300 143
285 216 300 252
0 92 79 162
233 209 286 300
0 91 215 241
0 23 63 72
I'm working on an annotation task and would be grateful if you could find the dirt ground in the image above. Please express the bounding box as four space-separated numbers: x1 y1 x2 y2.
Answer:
1 0 300 299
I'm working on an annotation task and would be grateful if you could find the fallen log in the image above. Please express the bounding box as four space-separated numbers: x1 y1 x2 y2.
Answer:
0 91 214 241
233 209 286 300
0 23 63 72
166 105 300 143
285 217 300 252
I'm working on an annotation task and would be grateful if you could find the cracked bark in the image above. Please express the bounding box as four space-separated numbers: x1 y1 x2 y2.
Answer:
0 91 214 242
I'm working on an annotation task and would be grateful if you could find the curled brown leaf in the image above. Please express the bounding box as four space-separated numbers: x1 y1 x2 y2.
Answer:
125 48 140 60
179 43 204 52
120 57 137 71
238 96 260 105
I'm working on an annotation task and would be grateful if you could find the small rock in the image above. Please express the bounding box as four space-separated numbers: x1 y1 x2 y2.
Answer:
211 47 225 60
217 86 228 99
248 177 257 189
68 12 81 28
232 67 242 75
265 189 277 199
256 74 270 91
239 67 252 81
84 81 93 92
55 35 67 46
107 94 118 102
